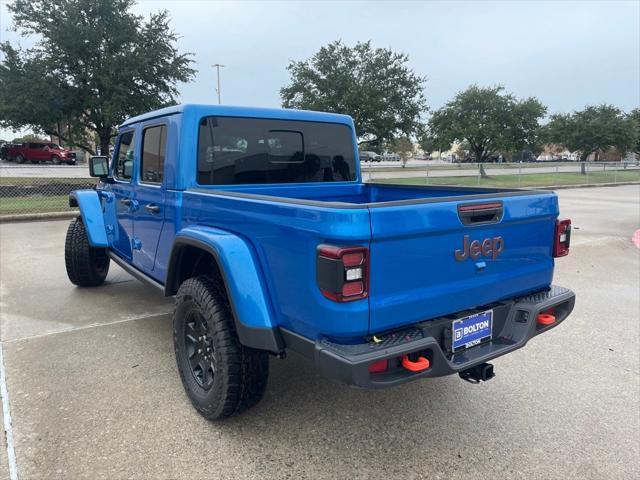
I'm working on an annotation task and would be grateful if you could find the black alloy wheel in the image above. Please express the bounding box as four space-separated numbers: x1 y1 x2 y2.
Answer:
184 309 216 389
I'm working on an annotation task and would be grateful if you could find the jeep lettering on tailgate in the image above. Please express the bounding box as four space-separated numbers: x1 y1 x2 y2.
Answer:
454 235 504 261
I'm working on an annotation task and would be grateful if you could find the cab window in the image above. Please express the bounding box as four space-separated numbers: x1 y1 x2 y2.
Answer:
114 131 136 181
140 125 167 184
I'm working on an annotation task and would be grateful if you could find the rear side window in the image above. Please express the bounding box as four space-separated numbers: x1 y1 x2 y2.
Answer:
197 117 356 185
140 125 167 184
114 131 136 181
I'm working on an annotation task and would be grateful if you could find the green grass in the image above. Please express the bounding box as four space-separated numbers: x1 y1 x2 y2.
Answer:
373 170 640 188
0 195 74 215
0 177 94 215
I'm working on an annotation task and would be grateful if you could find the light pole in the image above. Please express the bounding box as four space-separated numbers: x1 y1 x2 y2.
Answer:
211 64 225 104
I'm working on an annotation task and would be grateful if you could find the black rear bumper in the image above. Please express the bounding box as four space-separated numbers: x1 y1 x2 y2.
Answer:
281 285 575 388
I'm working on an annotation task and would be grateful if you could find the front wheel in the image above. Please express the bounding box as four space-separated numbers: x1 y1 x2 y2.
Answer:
15 154 25 164
51 155 61 165
173 275 269 420
65 217 110 286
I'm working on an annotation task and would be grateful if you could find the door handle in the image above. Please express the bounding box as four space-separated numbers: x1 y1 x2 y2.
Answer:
120 198 132 207
145 203 161 214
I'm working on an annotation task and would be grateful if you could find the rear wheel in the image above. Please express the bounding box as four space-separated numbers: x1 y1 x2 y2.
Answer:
64 217 110 286
173 275 269 420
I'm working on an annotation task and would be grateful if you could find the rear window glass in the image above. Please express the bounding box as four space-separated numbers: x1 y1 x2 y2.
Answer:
140 125 167 184
197 117 356 185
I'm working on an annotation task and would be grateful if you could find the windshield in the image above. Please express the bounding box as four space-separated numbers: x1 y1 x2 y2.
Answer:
197 116 356 185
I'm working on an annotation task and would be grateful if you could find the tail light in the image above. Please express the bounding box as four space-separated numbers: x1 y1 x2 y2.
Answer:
316 245 369 302
554 218 571 257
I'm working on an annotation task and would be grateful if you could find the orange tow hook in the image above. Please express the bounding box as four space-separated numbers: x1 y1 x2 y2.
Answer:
401 355 430 372
537 313 556 326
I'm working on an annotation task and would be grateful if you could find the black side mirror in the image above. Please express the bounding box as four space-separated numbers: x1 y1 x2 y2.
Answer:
89 156 109 178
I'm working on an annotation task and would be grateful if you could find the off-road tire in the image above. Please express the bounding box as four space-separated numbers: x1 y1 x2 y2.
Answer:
65 217 110 286
173 275 269 420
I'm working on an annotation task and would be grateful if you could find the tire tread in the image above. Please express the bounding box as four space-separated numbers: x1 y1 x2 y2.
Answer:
64 217 109 286
173 275 269 420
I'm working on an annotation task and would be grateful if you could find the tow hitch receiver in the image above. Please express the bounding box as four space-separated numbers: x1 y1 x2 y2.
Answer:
459 362 495 383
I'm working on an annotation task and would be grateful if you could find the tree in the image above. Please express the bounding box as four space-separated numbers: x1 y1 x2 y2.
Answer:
0 0 195 155
424 85 546 163
628 108 640 155
389 137 415 167
12 134 49 143
545 104 637 162
280 40 427 149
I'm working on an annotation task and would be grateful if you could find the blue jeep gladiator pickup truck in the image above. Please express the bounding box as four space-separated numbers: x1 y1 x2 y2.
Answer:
65 104 575 419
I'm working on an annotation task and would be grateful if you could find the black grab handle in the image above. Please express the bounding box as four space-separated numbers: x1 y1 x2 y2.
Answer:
457 202 503 225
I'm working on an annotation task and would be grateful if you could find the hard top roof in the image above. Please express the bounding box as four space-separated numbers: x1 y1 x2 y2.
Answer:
119 104 354 128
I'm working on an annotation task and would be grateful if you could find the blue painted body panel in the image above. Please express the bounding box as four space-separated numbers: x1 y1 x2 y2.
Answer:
367 192 558 332
70 190 108 247
181 189 371 338
174 226 278 330
74 104 560 343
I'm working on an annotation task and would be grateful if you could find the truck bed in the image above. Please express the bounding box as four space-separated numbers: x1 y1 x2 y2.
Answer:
190 183 541 207
179 182 559 340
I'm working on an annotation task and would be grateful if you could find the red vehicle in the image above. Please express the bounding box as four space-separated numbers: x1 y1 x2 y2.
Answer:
6 142 76 165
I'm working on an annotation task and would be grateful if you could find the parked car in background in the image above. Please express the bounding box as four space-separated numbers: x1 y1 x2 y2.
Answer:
5 142 77 165
1 142 15 160
359 151 381 162
381 153 400 162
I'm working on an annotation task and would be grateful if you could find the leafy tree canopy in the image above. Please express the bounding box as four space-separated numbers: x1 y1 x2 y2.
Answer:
12 134 50 143
545 104 637 161
0 0 195 154
422 85 546 162
280 40 427 148
389 137 415 158
628 108 640 155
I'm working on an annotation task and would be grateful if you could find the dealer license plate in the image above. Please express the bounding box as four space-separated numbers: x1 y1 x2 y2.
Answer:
452 310 493 352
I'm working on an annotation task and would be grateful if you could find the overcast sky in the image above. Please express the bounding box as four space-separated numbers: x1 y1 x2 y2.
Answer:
1 0 639 138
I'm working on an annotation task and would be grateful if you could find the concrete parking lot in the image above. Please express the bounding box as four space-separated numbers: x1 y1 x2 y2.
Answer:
0 185 638 479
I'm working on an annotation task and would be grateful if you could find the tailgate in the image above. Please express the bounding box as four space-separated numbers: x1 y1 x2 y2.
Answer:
368 192 558 333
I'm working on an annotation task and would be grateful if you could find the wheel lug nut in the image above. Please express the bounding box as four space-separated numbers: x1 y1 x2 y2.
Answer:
198 349 202 354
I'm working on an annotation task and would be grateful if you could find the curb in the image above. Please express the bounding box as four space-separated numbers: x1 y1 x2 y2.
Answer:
539 181 640 190
0 210 78 223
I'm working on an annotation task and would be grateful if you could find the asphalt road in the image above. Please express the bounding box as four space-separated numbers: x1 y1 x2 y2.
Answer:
0 185 638 479
2 160 637 180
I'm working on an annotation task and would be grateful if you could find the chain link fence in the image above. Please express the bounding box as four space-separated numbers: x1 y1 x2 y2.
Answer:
0 164 94 217
0 161 638 218
364 160 640 188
